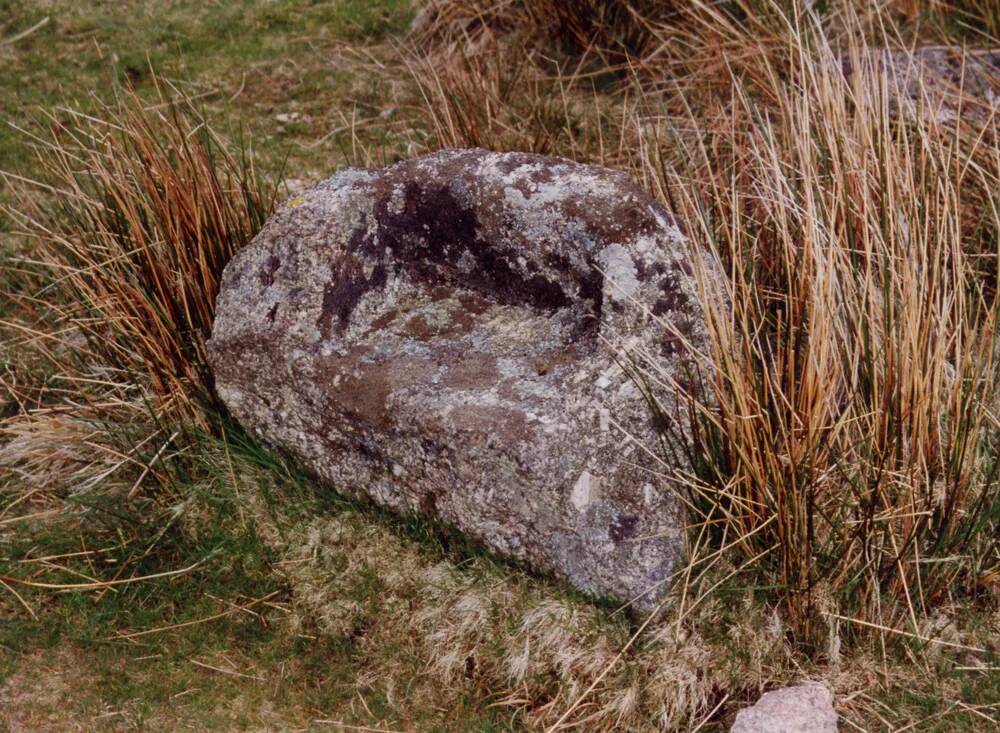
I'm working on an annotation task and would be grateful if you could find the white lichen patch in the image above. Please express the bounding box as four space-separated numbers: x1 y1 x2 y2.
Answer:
597 244 640 302
571 470 601 512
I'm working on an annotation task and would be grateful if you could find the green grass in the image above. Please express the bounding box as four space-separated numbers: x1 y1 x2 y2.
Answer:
0 421 542 730
0 0 413 181
0 0 413 332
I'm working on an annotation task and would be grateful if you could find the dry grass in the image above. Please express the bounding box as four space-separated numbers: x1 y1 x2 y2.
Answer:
3 79 279 425
275 512 798 730
405 42 625 159
0 412 117 493
2 403 995 730
652 8 1000 644
412 0 680 66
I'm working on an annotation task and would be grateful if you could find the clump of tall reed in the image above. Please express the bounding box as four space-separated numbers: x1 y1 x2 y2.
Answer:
5 80 279 424
643 12 1000 643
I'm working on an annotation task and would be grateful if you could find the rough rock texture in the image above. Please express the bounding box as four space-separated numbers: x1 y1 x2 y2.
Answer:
842 48 1000 124
731 683 838 733
208 148 709 608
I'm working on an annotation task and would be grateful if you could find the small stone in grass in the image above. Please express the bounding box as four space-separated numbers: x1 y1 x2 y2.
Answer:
731 682 838 733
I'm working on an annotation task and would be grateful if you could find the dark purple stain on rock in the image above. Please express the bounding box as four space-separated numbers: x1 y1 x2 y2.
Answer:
260 255 281 287
650 410 674 433
370 309 399 330
673 260 695 278
652 278 686 316
609 514 639 544
660 333 683 357
317 262 388 338
355 162 578 318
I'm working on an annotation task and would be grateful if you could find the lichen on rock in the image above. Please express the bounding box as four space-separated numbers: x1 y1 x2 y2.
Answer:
208 148 711 609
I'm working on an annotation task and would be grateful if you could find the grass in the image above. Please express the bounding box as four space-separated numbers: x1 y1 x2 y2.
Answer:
662 15 1000 641
0 411 547 730
0 0 414 183
5 81 278 423
2 0 1000 730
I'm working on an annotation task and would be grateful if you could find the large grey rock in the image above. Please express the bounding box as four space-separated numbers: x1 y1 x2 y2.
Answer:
731 683 838 733
208 148 709 608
